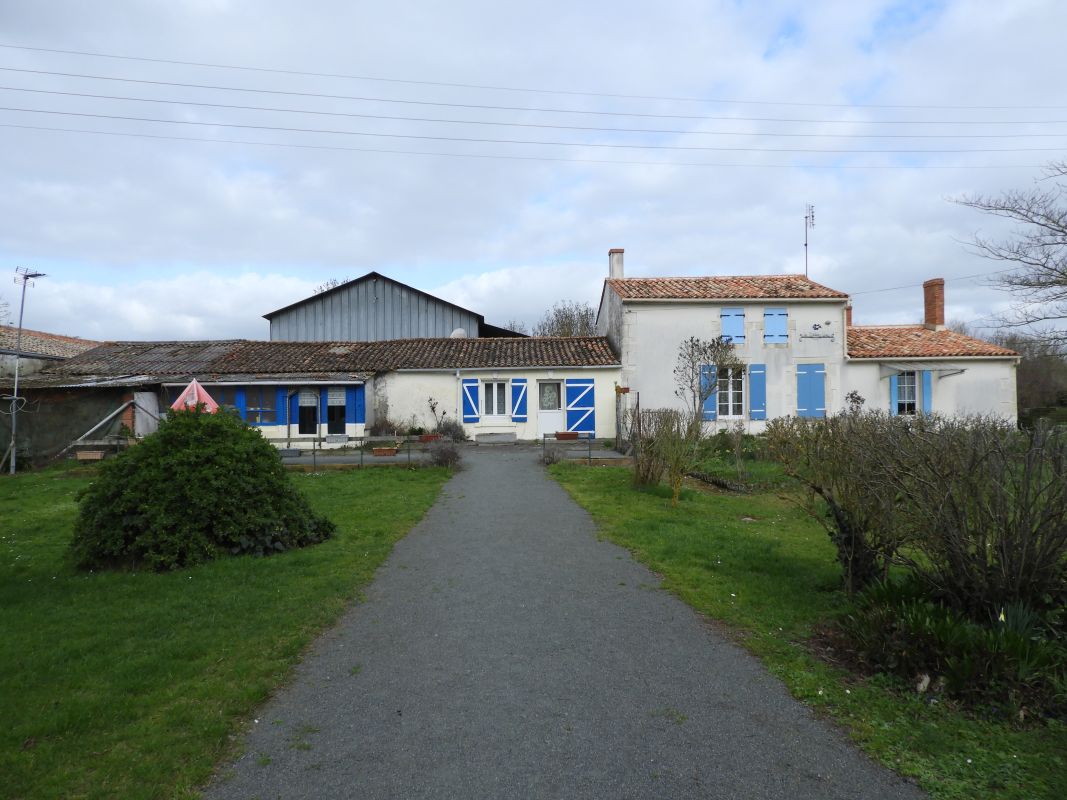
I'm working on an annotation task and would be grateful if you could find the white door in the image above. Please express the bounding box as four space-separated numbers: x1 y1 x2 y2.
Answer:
537 382 564 437
133 392 159 437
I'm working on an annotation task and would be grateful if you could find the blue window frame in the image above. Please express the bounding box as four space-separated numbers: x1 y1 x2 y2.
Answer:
720 307 745 344
245 386 277 425
764 308 788 343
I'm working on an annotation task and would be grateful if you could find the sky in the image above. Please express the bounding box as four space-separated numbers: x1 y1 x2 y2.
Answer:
0 0 1063 342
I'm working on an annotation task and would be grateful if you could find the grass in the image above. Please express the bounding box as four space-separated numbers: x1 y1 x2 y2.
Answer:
549 463 1067 800
0 462 450 800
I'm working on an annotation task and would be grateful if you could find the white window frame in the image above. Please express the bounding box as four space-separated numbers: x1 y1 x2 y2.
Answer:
897 371 918 416
717 367 745 419
482 380 509 420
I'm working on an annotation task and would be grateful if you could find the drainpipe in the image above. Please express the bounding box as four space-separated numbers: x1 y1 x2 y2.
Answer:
286 388 297 446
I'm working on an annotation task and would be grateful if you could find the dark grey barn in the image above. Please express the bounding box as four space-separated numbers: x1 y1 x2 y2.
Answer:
264 272 521 342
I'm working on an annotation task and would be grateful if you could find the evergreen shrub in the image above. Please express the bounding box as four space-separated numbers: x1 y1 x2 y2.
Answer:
71 408 334 571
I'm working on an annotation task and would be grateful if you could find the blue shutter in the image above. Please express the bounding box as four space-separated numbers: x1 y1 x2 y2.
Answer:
764 308 788 343
288 390 299 427
700 364 718 421
235 387 247 421
320 388 329 431
275 388 288 425
889 374 899 416
721 307 746 344
345 386 357 424
565 378 595 433
921 371 932 415
511 379 528 422
748 363 767 420
796 364 826 418
462 378 480 423
355 385 366 423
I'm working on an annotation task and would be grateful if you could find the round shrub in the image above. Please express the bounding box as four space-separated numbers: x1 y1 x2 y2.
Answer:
71 408 335 571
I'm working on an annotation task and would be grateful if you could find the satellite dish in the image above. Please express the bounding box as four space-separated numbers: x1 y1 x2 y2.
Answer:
449 328 467 338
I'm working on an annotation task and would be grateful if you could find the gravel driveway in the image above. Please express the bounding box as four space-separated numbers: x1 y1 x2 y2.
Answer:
203 446 924 799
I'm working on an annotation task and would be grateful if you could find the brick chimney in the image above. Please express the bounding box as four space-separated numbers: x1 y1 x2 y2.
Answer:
609 248 624 279
845 305 853 327
923 278 945 330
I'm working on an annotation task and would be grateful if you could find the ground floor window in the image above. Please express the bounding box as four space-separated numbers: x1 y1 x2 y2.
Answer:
539 382 561 411
298 389 318 434
246 386 277 424
718 368 744 418
327 387 346 434
483 380 508 416
897 371 917 415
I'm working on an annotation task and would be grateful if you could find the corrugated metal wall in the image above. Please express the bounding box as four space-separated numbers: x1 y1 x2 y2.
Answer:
269 278 482 341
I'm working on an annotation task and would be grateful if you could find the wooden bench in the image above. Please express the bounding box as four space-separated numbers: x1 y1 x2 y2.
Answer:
76 450 107 461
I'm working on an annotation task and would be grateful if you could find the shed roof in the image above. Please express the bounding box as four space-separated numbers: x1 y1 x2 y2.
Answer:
15 336 619 388
0 326 99 359
846 326 1018 359
606 274 848 300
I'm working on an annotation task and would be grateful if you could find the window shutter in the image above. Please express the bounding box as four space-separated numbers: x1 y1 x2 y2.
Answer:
565 379 595 433
700 364 718 421
921 370 933 415
462 378 480 423
764 308 788 343
511 379 528 422
748 363 767 420
345 386 358 424
275 388 288 423
720 307 746 344
889 374 899 416
235 387 247 421
796 364 826 418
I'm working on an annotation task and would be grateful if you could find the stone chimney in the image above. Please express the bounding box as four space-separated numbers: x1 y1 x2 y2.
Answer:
609 248 624 279
923 278 945 330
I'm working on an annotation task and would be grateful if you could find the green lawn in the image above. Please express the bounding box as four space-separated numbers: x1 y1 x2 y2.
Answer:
549 464 1067 800
0 463 450 800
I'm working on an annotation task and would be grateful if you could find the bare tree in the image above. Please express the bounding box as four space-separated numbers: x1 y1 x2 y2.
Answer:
956 161 1067 342
0 294 9 323
532 301 596 337
313 277 351 294
500 319 530 335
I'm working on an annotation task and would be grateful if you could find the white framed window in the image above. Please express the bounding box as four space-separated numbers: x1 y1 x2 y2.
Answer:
897 371 917 415
718 368 744 418
483 380 508 417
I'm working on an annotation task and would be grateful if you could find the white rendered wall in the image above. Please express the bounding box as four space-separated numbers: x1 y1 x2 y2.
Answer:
612 299 848 431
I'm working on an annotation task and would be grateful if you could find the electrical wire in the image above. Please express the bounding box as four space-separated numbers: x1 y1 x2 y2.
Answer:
2 67 1065 126
2 41 1064 111
0 122 1049 170
3 106 1065 153
851 268 1019 295
0 85 1062 139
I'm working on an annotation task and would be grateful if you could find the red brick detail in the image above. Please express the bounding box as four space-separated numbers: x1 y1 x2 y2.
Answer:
846 306 853 326
923 278 945 327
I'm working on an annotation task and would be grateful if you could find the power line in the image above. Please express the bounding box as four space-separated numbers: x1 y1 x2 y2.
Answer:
851 267 1019 296
3 106 1065 153
3 67 1067 126
1 85 1062 140
0 122 1048 170
2 41 1065 111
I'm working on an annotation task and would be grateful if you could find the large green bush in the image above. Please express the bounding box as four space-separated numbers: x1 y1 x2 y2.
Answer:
71 408 334 571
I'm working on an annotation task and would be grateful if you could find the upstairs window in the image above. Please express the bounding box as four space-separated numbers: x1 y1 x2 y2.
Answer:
717 367 744 418
764 308 788 343
483 381 508 416
720 307 745 344
896 371 917 415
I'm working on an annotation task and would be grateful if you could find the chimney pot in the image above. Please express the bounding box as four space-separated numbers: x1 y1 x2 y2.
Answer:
609 248 624 279
923 278 945 329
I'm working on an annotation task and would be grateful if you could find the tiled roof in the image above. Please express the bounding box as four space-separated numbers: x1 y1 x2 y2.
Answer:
606 275 849 300
847 326 1018 359
18 336 619 386
0 326 99 359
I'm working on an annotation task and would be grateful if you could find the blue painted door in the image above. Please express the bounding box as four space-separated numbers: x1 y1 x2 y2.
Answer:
565 379 595 433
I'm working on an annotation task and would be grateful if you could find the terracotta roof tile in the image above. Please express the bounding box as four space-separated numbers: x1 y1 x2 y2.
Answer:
0 326 99 359
22 336 619 385
847 326 1017 359
607 274 848 300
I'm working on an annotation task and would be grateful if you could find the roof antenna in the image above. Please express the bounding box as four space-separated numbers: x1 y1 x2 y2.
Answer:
804 204 815 278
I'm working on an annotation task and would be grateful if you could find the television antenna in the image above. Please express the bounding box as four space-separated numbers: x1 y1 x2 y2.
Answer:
804 204 815 277
6 267 46 474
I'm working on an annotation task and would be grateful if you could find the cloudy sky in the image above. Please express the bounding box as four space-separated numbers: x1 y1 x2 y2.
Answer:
0 0 1063 342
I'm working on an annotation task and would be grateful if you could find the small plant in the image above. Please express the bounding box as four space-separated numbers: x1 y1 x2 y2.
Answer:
434 415 468 442
367 416 401 436
428 440 461 468
542 447 563 466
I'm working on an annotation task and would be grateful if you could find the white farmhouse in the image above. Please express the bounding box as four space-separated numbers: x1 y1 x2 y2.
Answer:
596 249 1018 427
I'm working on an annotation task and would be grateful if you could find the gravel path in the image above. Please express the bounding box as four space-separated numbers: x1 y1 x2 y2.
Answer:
204 446 924 799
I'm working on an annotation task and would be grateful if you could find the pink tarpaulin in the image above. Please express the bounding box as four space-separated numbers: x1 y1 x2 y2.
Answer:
170 379 220 413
